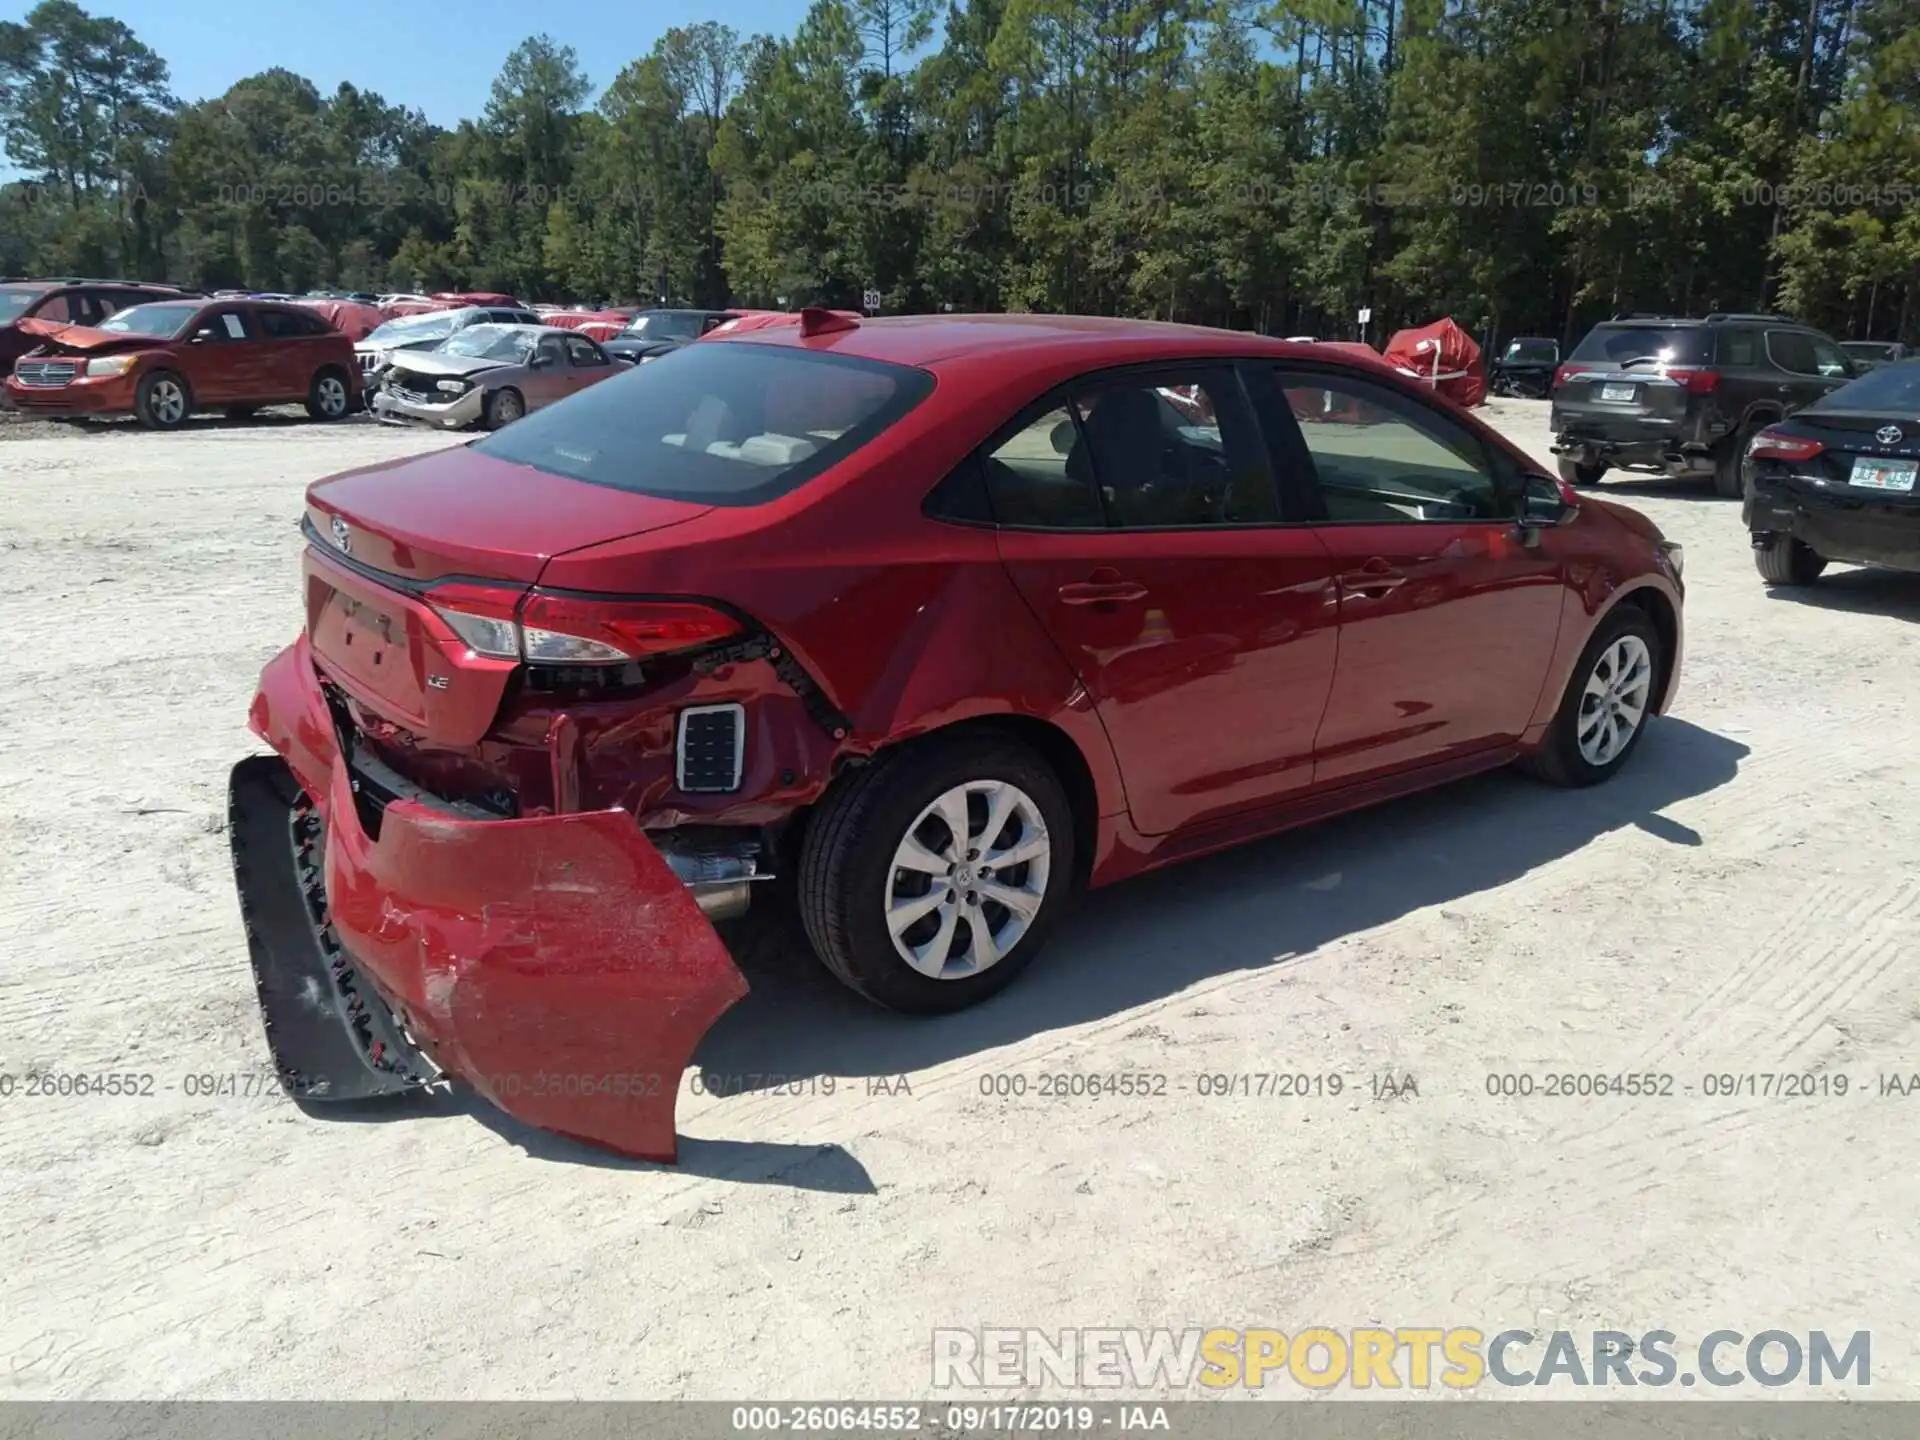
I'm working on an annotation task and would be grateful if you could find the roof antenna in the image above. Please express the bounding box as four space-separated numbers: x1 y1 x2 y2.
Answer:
798 306 860 337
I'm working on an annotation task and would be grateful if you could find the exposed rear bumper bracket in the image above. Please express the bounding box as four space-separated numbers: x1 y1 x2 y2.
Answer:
228 754 436 1101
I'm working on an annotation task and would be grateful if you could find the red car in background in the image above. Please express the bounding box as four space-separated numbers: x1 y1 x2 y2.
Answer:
231 309 1685 1162
7 298 359 426
1 277 190 376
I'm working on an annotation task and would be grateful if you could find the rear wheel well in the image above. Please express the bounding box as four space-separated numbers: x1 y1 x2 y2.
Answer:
1611 586 1678 710
789 715 1101 888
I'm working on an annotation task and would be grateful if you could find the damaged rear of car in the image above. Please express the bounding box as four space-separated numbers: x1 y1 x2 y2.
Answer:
233 339 936 1160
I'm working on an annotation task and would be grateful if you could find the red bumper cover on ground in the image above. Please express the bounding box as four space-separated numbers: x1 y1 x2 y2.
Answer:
235 638 749 1161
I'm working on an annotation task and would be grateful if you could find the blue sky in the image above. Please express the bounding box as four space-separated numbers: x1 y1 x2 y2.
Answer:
0 0 815 124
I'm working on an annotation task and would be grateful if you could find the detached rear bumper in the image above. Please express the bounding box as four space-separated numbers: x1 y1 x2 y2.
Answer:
231 638 749 1161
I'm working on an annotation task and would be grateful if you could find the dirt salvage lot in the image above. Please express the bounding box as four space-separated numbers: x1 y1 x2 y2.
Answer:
2 399 1917 1400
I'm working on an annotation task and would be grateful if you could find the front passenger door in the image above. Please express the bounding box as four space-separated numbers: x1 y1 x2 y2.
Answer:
1255 366 1567 787
177 309 264 405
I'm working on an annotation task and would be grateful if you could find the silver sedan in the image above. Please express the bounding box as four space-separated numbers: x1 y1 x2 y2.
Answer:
371 325 625 430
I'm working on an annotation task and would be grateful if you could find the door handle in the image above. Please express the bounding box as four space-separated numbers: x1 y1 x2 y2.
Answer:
1058 572 1148 605
1339 560 1407 596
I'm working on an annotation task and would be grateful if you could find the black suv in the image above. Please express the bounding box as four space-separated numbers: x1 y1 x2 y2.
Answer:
1550 313 1856 497
0 277 192 376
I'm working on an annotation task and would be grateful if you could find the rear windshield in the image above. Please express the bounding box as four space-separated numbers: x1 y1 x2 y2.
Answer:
1810 360 1920 412
1569 324 1710 367
1 286 49 322
98 303 199 337
471 342 934 505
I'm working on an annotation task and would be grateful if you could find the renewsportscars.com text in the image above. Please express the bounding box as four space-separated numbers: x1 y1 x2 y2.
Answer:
931 1326 1871 1390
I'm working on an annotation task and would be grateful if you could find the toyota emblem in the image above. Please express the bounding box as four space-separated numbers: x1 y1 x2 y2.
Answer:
1876 425 1905 446
330 515 351 553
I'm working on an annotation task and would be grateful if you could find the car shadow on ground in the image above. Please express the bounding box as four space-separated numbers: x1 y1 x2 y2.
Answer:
698 717 1747 1097
1763 566 1920 621
292 1080 879 1193
293 718 1741 1183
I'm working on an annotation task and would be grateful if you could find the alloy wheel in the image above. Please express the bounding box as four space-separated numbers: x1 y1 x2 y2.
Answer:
317 376 348 415
150 379 186 425
1577 634 1652 767
884 780 1052 980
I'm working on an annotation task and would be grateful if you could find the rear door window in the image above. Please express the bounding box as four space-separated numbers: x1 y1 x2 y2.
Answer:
1717 328 1762 366
1569 325 1711 367
1765 330 1821 375
564 335 609 367
470 342 934 505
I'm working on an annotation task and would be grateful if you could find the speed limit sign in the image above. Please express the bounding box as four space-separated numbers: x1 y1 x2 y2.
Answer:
862 288 882 312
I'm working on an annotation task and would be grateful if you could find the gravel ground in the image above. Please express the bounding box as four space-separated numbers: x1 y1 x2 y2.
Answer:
1 398 1916 1401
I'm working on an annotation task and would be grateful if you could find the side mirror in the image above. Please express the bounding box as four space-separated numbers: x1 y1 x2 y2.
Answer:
529 352 552 369
1518 474 1577 529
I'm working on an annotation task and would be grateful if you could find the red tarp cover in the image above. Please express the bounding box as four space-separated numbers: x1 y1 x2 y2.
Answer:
1383 317 1487 407
543 310 629 341
295 299 385 341
432 291 520 307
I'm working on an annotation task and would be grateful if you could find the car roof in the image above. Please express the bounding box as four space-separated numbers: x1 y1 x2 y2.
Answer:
712 313 1315 370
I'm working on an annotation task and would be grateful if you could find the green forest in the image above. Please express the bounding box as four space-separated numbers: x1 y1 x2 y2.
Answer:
1 0 1915 342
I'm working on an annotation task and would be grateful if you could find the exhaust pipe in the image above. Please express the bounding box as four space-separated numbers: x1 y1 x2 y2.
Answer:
660 843 769 923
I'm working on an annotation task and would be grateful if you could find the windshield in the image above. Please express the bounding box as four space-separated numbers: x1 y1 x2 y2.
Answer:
622 311 706 340
0 286 49 323
98 303 199 338
364 312 462 346
471 343 933 506
1841 342 1899 361
1810 360 1920 412
437 325 537 362
1504 338 1558 363
1569 324 1711 367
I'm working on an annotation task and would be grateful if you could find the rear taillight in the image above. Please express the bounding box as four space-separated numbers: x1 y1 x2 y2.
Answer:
519 593 741 664
1664 366 1722 394
428 587 741 665
1746 428 1825 463
428 583 521 659
1551 364 1577 390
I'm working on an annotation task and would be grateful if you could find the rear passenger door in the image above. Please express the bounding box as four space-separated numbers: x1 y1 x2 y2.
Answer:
1251 364 1567 787
1766 329 1852 413
252 307 324 397
989 364 1342 836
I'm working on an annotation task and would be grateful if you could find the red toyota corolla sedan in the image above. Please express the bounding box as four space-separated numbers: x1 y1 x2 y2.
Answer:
231 310 1684 1161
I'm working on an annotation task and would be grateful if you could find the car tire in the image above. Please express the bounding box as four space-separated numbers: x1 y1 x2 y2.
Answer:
305 368 352 421
484 387 525 429
797 732 1077 1014
134 370 191 430
1518 604 1662 789
1711 430 1750 498
1753 535 1826 586
1557 456 1606 486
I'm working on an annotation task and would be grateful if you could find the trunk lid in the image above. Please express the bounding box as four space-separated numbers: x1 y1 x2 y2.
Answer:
303 447 715 745
1552 365 1695 429
1553 322 1710 430
305 444 713 584
1790 411 1920 493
